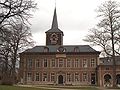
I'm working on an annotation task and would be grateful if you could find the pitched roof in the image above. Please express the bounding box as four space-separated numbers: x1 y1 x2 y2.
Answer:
45 8 63 34
22 45 100 54
99 56 120 65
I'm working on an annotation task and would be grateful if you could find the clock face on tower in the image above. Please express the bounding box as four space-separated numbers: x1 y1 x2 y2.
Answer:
50 33 59 44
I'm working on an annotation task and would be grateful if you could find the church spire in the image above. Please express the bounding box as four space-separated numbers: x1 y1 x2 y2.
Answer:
51 7 58 29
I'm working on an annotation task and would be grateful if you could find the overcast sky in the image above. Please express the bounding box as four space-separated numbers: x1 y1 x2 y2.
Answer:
30 0 118 50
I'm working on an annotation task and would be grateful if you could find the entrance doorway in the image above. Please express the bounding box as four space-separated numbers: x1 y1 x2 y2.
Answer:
116 74 120 85
58 75 63 84
104 74 112 87
91 73 95 84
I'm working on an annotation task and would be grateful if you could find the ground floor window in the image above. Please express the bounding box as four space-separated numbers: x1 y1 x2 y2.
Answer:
67 73 71 82
51 73 55 82
27 72 32 81
75 73 79 82
43 73 47 81
83 73 87 82
35 72 40 81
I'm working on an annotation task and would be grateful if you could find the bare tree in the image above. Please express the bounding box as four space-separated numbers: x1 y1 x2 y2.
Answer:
0 23 34 84
0 0 37 27
0 0 37 84
84 0 120 87
10 23 34 83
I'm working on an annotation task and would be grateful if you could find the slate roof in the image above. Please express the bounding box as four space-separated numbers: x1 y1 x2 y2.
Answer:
45 8 63 34
46 28 63 33
22 45 100 54
99 56 120 65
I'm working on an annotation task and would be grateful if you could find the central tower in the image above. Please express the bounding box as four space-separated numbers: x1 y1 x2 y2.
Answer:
45 8 64 46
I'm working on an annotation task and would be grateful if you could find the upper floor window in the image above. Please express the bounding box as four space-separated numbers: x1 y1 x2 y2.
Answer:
35 59 40 68
59 59 63 67
44 59 48 67
75 59 79 67
51 59 55 67
91 59 95 67
67 59 71 67
27 59 32 68
106 67 110 70
83 59 87 68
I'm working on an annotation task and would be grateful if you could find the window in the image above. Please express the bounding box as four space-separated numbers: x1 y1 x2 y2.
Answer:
43 73 47 81
58 46 66 52
59 59 63 67
106 67 110 70
51 59 55 67
67 73 71 82
75 59 79 67
74 47 79 52
44 59 47 67
27 72 32 81
51 73 55 82
91 59 95 67
67 59 71 67
75 73 79 82
35 59 40 68
35 72 39 81
27 59 32 68
44 47 49 52
50 33 58 44
83 73 87 81
83 59 87 68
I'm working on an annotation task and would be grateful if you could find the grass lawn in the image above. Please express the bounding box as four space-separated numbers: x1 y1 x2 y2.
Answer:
0 85 100 90
0 85 53 90
1 85 120 90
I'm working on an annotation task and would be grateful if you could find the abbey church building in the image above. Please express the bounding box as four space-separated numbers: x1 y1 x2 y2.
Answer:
19 8 101 85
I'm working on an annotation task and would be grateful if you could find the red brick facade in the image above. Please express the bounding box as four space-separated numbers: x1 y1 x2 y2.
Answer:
20 53 99 85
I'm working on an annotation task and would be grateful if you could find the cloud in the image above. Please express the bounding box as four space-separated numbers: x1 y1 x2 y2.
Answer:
30 0 120 47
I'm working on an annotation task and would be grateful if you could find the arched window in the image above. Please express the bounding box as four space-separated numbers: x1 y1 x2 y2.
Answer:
104 74 112 87
116 74 120 85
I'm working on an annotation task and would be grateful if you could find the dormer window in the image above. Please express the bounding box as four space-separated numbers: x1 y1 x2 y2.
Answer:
44 47 49 52
74 46 79 52
57 46 66 52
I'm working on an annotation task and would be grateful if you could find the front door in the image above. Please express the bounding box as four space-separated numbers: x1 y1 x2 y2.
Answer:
58 75 63 84
91 74 96 85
